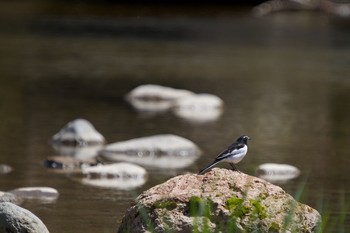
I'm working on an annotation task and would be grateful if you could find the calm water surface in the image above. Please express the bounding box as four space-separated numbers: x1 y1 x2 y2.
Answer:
0 2 350 232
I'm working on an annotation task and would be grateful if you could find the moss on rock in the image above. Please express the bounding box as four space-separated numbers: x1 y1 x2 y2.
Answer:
118 168 321 233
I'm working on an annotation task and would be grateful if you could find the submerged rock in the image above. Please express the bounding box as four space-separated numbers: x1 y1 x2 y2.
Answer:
51 119 105 146
252 0 350 18
172 94 224 122
256 163 301 184
9 187 59 203
99 134 201 169
126 84 194 112
0 202 49 233
51 144 102 159
0 164 13 174
44 155 99 171
118 168 320 233
79 162 147 190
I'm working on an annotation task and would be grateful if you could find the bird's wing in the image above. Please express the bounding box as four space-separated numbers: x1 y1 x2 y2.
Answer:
215 142 245 160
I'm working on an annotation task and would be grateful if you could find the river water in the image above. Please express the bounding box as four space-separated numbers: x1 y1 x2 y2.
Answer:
0 1 350 232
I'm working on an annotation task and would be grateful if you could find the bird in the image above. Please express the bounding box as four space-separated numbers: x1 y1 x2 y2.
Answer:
198 135 251 174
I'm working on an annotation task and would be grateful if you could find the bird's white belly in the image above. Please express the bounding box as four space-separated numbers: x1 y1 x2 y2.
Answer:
224 146 248 164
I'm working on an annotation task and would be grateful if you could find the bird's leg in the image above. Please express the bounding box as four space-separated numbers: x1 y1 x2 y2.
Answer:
229 163 241 173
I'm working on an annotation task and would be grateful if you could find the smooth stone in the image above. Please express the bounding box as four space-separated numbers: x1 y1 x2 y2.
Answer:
172 93 224 122
117 168 320 233
125 98 175 112
126 84 194 112
51 118 105 146
0 164 13 174
80 163 147 190
256 163 301 184
0 191 23 205
99 134 201 169
9 187 59 202
0 202 49 233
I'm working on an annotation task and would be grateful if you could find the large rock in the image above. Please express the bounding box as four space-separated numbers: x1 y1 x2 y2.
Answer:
100 134 201 169
0 202 49 233
118 168 320 233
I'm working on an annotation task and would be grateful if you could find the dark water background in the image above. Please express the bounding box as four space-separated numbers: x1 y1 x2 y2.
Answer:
1 1 350 232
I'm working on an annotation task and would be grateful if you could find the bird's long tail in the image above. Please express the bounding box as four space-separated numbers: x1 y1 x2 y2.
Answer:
198 160 219 175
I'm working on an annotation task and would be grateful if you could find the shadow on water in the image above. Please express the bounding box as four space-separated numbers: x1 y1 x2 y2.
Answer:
1 1 350 232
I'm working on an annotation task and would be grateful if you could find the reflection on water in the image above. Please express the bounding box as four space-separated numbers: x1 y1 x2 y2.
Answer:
1 1 350 232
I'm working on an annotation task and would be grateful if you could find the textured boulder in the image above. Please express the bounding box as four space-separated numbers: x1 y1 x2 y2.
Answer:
118 168 320 233
0 202 49 233
51 144 102 159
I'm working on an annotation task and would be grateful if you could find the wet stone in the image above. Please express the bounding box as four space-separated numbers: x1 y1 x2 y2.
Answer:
172 93 224 122
78 162 148 190
99 134 201 169
126 84 195 112
256 163 301 184
9 187 59 203
0 164 13 174
44 155 99 171
51 118 105 146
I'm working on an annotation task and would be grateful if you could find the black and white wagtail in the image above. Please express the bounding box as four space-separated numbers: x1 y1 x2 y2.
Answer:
198 135 251 174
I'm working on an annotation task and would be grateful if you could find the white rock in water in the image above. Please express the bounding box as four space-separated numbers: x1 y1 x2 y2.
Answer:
44 155 99 171
126 84 194 112
127 84 194 101
51 144 102 159
172 94 224 122
0 164 13 174
80 163 147 190
100 134 201 169
9 187 59 202
51 119 105 146
256 163 301 184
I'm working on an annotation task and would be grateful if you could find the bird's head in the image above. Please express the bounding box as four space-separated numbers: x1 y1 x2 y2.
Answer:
237 135 251 144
